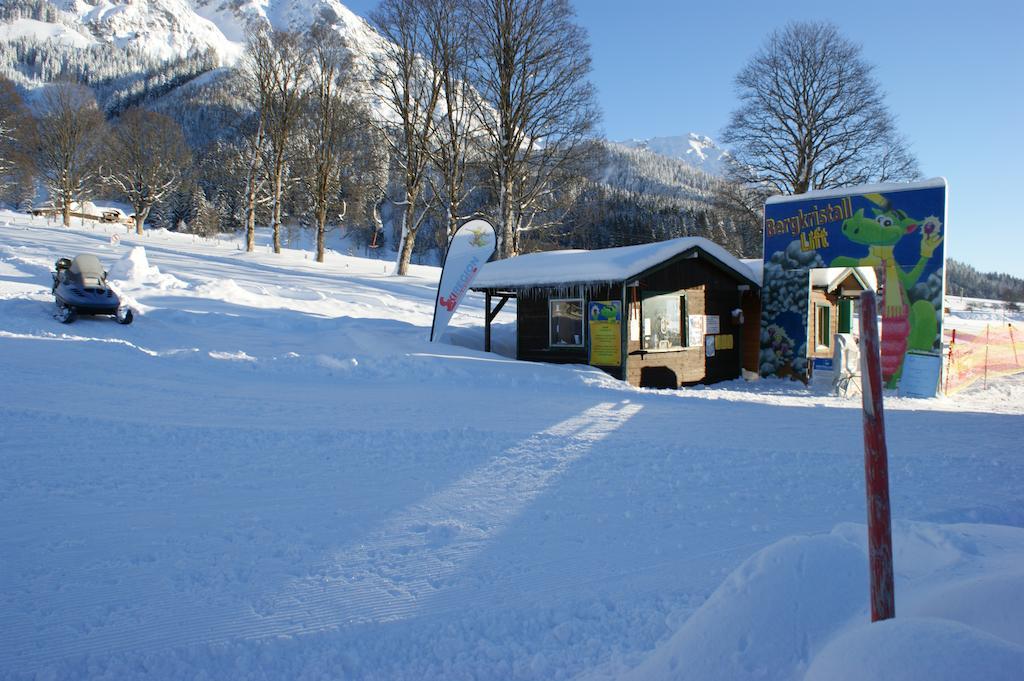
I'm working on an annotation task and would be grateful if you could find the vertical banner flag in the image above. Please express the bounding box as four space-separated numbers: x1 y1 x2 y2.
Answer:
430 219 496 342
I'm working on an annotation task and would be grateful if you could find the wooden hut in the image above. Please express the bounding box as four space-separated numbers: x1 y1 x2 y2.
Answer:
472 237 761 388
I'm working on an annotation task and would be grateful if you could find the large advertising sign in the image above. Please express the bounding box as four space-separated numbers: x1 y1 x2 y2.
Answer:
588 301 622 367
760 179 947 391
430 219 496 342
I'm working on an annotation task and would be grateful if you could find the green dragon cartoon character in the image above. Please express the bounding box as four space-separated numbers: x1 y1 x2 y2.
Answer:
830 193 943 387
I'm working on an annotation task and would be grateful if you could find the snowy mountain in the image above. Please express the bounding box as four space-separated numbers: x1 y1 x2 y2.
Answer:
597 140 723 203
560 140 760 256
618 133 731 177
0 0 389 144
2 0 382 66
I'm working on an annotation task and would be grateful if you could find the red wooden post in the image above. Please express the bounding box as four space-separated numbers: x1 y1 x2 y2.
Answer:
859 290 895 622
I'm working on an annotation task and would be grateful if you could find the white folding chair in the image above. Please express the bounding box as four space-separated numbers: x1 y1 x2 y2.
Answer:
832 333 862 398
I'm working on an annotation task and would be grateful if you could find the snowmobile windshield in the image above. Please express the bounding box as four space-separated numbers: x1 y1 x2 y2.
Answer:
70 254 105 287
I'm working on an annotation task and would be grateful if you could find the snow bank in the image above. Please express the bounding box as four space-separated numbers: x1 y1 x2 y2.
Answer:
805 617 1024 681
622 532 865 681
626 522 1024 681
108 246 187 290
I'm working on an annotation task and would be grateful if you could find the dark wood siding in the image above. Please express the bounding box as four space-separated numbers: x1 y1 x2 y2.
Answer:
515 284 625 380
625 256 747 388
741 289 761 373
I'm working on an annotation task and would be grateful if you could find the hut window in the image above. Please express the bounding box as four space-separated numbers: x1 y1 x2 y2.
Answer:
641 291 687 351
816 303 832 348
549 298 584 347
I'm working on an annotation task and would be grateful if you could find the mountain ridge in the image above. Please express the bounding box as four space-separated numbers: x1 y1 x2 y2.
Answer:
617 132 731 177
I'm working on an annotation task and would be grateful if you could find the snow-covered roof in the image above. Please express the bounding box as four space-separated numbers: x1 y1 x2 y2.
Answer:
810 267 877 293
764 178 947 206
741 259 764 287
472 237 759 290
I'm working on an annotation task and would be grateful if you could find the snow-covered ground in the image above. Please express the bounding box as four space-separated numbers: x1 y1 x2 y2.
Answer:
2 212 1023 680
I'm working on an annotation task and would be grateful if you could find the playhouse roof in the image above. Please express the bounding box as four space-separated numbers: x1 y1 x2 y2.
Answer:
810 266 877 293
472 237 760 290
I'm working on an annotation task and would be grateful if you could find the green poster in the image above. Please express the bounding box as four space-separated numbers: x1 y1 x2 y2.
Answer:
588 301 622 367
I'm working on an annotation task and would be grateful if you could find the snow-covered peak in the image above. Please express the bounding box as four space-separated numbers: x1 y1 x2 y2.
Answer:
618 132 731 177
5 0 383 67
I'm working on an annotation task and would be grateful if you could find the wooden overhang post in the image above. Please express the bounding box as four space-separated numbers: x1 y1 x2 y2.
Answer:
859 290 895 622
484 291 511 353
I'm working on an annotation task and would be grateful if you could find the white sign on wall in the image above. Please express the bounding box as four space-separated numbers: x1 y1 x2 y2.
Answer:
688 315 705 347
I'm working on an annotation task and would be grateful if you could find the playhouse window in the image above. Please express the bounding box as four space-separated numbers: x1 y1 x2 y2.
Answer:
816 304 832 348
642 291 687 350
550 298 584 347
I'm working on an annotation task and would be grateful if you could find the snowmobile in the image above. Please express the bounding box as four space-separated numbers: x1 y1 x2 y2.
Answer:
51 254 133 324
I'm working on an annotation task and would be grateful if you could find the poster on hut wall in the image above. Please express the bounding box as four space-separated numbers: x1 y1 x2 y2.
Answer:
760 179 947 393
688 315 705 347
588 301 622 366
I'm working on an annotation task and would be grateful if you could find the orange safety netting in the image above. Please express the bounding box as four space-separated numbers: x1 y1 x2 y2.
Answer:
942 322 1024 395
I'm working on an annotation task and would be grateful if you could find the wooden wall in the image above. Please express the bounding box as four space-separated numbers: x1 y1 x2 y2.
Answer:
516 284 625 381
624 256 748 388
741 289 762 374
808 288 838 360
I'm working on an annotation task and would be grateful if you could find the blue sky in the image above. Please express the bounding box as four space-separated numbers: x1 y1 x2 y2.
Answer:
342 0 1024 277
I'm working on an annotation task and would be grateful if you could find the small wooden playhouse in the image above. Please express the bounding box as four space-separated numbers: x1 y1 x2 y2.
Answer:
472 237 762 388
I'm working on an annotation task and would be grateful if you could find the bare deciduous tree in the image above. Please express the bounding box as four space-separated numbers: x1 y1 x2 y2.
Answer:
424 0 482 247
35 83 107 227
363 127 392 251
0 77 35 200
245 27 309 254
267 30 310 253
301 26 363 263
240 34 276 252
103 108 191 235
722 21 919 196
370 0 444 275
468 0 599 258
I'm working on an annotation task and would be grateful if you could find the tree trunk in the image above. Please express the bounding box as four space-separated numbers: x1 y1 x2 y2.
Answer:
62 194 70 227
447 203 458 245
245 197 256 252
372 198 384 248
499 176 516 259
134 205 149 236
272 170 283 254
316 206 327 264
395 197 416 276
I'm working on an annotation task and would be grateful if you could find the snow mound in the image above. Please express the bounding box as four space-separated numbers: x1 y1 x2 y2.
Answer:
626 522 1024 681
108 247 187 290
805 617 1024 681
623 533 865 681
